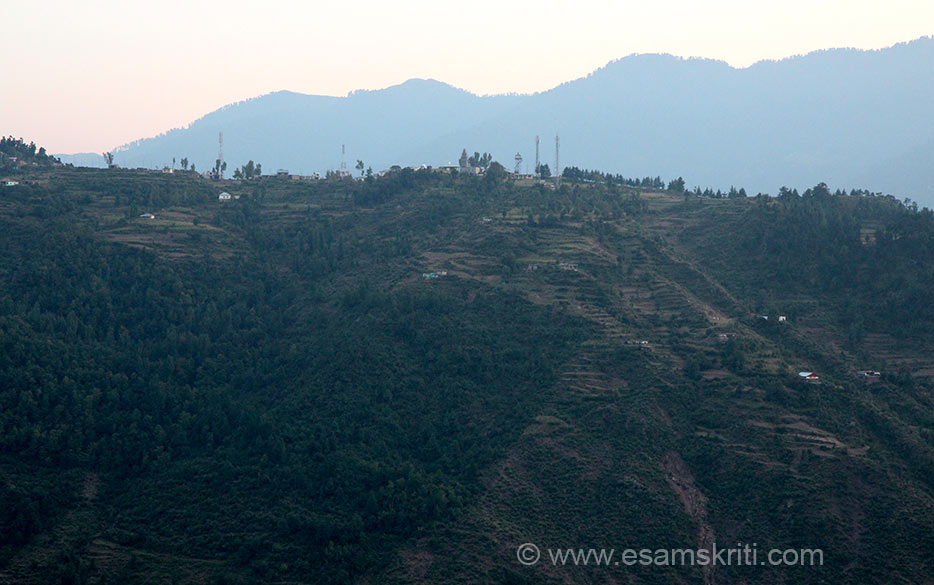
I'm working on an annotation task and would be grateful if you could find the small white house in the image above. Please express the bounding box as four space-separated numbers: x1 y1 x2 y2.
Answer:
218 192 232 201
778 315 787 322
139 213 155 219
4 181 19 187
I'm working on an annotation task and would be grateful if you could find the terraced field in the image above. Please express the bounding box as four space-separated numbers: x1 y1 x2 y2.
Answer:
1 168 931 585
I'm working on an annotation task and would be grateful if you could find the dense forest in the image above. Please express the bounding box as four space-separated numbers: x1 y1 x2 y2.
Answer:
0 165 931 584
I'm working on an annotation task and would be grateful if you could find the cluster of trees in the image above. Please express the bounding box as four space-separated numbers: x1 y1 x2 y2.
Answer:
233 160 262 180
459 150 492 170
561 166 673 190
560 167 757 197
691 185 747 198
350 165 427 206
0 136 60 167
354 159 373 178
776 185 898 201
212 158 228 180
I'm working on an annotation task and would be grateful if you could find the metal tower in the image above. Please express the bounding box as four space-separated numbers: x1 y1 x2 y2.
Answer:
534 136 540 177
218 132 224 179
514 152 523 175
554 134 560 188
340 144 347 171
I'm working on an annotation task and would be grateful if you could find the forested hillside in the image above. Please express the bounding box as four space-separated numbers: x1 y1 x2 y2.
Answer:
0 167 931 585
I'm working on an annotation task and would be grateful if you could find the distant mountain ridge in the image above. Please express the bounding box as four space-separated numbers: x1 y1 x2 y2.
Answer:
55 153 106 168
88 37 934 203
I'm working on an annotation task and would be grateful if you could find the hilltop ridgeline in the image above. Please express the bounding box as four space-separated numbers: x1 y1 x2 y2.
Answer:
100 37 934 205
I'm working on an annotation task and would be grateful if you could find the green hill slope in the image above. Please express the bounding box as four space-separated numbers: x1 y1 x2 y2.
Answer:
0 167 931 585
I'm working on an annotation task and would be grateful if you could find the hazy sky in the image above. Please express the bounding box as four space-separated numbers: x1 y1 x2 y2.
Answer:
2 0 932 154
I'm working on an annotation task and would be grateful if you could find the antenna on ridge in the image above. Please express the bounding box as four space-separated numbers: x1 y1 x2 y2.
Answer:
514 152 523 175
554 134 560 188
340 144 347 171
218 132 224 179
535 135 540 178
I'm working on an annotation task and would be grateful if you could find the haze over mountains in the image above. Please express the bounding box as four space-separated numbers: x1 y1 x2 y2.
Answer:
86 37 933 203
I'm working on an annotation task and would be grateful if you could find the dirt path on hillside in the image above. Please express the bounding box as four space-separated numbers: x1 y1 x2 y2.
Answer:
663 451 716 585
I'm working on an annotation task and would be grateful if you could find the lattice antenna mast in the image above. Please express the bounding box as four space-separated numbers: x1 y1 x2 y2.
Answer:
340 144 347 171
218 132 224 179
514 152 523 175
554 134 560 188
534 136 540 177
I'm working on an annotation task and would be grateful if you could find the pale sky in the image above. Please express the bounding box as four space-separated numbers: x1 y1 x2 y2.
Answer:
2 0 932 154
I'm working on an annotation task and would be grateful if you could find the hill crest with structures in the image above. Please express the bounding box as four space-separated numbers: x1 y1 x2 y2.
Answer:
88 37 934 205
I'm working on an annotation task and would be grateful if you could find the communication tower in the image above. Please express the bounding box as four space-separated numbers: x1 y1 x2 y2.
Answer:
554 134 560 188
218 132 224 179
535 136 540 177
